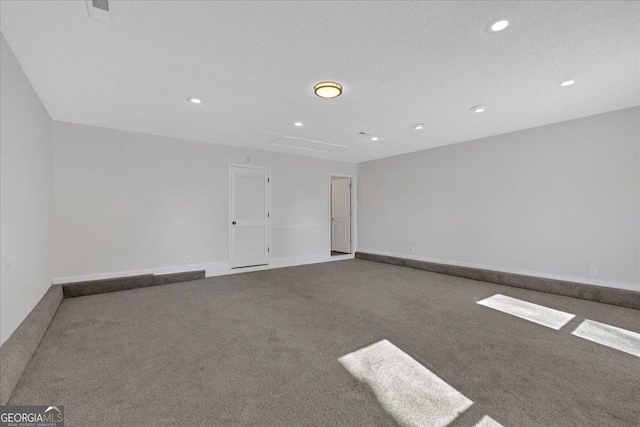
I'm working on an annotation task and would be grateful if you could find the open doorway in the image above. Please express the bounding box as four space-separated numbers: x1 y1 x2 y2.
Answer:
330 174 353 256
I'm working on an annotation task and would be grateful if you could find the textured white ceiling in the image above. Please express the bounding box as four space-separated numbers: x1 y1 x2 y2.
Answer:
1 1 639 163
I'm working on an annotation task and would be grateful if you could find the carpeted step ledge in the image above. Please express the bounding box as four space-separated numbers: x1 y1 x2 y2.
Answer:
0 285 63 405
0 270 205 404
60 270 206 298
355 252 640 310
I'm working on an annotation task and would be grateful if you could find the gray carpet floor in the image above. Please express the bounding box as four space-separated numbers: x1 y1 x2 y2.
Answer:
8 259 640 426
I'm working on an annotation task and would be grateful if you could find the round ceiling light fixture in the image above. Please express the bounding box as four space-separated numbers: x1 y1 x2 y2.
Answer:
490 20 509 32
188 98 202 104
314 81 343 99
294 122 303 126
471 105 487 113
370 137 379 141
559 79 576 87
413 124 425 130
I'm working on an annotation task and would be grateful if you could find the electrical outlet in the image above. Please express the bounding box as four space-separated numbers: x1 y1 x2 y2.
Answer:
589 268 597 277
410 247 416 254
185 256 191 263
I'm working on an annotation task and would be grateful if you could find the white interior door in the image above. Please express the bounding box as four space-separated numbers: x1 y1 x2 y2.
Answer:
230 166 269 268
331 177 351 253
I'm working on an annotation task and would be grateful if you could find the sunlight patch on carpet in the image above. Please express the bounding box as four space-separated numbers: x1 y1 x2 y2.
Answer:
476 294 575 330
572 319 640 357
339 339 504 427
474 415 504 426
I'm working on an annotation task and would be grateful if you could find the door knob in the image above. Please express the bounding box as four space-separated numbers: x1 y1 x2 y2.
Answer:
232 221 237 225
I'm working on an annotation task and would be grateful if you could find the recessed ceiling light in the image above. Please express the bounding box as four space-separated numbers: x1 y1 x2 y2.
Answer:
294 122 303 127
471 105 487 113
188 98 202 104
413 124 425 130
490 20 509 32
559 80 576 87
370 137 379 141
314 81 343 99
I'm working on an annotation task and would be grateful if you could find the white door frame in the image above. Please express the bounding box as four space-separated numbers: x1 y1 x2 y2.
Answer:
228 163 272 269
329 173 356 256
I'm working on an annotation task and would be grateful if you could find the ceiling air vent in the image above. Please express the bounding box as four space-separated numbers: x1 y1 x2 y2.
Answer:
92 0 109 12
86 0 111 24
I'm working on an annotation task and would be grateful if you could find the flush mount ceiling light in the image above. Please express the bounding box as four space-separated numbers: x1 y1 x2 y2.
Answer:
471 105 487 113
490 20 509 32
314 81 343 99
559 80 576 87
188 98 202 104
370 137 379 141
294 122 303 126
413 124 425 130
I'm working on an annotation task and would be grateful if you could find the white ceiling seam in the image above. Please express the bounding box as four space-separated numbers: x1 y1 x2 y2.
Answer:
267 135 347 153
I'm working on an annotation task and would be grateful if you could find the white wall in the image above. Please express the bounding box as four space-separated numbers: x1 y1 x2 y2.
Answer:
358 107 640 291
51 122 356 281
0 34 53 345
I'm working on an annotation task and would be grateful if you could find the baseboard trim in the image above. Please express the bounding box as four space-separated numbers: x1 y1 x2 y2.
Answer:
205 253 355 276
53 253 355 289
356 250 640 310
0 285 63 405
